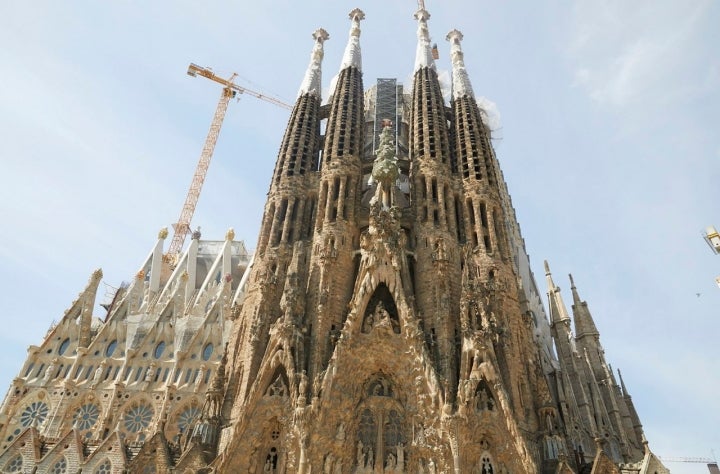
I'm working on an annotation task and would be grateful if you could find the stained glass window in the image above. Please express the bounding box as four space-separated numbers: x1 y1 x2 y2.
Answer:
58 338 70 356
50 456 68 474
177 406 201 435
123 403 154 433
94 459 112 474
202 343 213 361
73 403 100 431
20 401 49 427
153 342 166 359
106 340 118 357
3 455 23 472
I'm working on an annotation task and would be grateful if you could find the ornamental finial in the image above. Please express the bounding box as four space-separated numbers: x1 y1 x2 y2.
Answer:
298 28 329 97
447 29 475 99
158 227 169 240
340 8 364 71
226 228 235 241
414 8 435 71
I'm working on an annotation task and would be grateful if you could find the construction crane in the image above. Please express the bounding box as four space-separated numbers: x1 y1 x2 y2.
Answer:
165 64 293 262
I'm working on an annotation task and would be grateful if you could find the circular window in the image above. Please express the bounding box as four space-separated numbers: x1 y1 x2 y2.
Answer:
106 340 118 357
177 406 201 435
153 342 166 359
58 338 70 356
73 404 100 431
202 343 213 361
123 404 154 433
20 401 49 427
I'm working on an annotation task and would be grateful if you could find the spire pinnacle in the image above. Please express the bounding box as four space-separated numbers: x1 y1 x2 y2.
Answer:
544 260 556 288
414 9 436 71
569 273 582 305
446 29 475 100
298 28 329 98
339 8 364 71
617 369 629 396
570 273 600 338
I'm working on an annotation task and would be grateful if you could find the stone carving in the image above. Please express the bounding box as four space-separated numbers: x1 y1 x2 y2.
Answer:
266 375 287 397
144 363 156 382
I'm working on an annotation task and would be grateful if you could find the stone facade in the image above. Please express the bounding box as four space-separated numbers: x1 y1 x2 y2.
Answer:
0 7 668 474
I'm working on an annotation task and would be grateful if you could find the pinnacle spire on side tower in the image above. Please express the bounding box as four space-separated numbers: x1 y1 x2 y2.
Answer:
544 261 571 325
340 8 364 71
414 8 436 71
570 273 600 338
446 29 475 99
298 28 330 97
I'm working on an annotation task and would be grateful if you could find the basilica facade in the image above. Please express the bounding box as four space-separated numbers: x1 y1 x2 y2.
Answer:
0 7 668 474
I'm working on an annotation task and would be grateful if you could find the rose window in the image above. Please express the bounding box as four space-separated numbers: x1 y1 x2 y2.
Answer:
73 403 100 431
19 401 49 427
177 406 201 435
123 404 154 433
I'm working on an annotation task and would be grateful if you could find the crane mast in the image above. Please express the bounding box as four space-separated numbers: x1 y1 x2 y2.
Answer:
166 64 292 263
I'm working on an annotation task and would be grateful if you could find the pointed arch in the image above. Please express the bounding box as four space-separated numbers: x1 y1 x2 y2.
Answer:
264 365 290 398
361 283 400 334
479 451 495 474
2 453 23 473
93 458 113 474
164 396 203 444
48 455 69 474
475 378 496 413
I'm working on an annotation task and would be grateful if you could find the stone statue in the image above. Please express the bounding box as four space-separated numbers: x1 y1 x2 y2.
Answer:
144 363 156 382
335 422 345 441
323 453 335 474
43 358 58 382
194 365 206 387
92 361 107 386
386 452 396 469
298 371 308 400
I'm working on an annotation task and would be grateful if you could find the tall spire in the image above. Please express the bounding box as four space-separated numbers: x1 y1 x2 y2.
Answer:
298 28 329 97
340 8 364 71
414 9 436 71
570 274 600 338
446 29 475 99
545 261 571 325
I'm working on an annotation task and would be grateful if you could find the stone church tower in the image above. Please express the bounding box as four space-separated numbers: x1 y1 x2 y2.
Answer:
0 6 669 474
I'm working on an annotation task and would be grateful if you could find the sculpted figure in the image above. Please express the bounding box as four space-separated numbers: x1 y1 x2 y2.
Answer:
298 371 308 400
144 363 156 382
386 452 396 469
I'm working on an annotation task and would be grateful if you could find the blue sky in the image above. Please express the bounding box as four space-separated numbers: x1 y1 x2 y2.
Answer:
1 1 718 471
